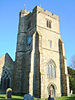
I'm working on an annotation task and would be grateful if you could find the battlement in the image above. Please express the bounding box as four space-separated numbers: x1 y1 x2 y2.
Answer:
20 9 30 17
20 6 59 20
33 6 59 20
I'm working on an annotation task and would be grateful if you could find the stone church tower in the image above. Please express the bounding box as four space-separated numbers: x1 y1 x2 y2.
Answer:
13 6 70 98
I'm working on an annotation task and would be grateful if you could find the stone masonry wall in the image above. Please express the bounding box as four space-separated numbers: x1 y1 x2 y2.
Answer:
13 6 70 98
36 6 61 98
59 39 70 96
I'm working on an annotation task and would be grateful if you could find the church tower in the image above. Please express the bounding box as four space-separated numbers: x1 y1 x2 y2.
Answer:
13 6 70 98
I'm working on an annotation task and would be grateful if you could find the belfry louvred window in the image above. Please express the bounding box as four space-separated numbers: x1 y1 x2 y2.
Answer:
47 20 51 28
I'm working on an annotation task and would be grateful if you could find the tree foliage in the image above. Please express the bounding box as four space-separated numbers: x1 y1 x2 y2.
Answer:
68 67 75 93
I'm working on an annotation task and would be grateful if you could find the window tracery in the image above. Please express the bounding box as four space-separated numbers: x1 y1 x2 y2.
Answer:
47 60 56 78
0 66 11 90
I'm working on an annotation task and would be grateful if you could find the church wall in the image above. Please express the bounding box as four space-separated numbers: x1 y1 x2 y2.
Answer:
0 53 14 93
59 40 70 96
36 6 60 34
13 6 70 98
13 8 37 94
41 50 61 97
36 7 62 98
0 55 5 78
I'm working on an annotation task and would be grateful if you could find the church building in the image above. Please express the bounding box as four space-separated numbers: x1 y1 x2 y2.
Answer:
0 6 70 98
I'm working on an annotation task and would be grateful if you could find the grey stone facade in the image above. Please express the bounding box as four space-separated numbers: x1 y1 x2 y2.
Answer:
13 6 70 98
0 53 14 93
0 6 70 98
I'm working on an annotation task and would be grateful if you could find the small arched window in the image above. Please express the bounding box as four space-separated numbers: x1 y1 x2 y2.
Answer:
47 60 56 78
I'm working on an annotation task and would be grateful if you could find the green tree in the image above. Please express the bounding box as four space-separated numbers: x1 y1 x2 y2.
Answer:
68 67 75 93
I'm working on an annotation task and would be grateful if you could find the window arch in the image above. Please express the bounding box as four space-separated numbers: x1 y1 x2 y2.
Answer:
47 83 57 97
47 60 56 78
0 66 11 90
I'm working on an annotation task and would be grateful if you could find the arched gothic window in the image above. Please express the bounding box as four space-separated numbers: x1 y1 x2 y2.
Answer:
47 60 56 78
0 66 11 90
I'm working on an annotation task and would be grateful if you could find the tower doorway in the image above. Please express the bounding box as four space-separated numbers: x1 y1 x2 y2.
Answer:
49 85 55 97
48 84 56 98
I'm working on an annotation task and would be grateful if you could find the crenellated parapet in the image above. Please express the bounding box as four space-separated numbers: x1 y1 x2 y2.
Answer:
19 6 59 20
19 9 30 17
33 6 59 20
